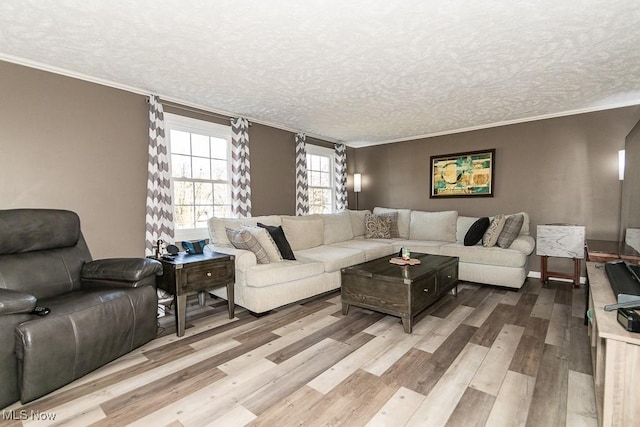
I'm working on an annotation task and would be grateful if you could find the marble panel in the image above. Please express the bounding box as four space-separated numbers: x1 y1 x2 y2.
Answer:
536 225 585 259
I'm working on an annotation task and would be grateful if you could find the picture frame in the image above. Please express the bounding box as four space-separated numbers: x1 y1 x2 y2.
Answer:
430 149 495 198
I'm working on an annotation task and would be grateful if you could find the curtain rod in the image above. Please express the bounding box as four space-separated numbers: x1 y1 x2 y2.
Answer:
150 97 251 126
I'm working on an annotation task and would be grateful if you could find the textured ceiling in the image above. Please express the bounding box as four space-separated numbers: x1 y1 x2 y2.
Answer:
1 0 640 146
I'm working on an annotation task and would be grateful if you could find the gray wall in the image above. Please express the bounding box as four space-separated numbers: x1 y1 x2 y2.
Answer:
0 61 149 259
351 107 640 273
0 60 315 258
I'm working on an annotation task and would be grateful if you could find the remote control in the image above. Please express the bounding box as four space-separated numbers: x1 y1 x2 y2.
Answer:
30 306 51 316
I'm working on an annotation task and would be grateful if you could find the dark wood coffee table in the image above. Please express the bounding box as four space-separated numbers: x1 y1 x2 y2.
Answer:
341 253 458 333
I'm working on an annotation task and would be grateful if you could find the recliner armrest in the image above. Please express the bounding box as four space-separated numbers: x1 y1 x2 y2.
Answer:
81 258 163 288
0 288 37 315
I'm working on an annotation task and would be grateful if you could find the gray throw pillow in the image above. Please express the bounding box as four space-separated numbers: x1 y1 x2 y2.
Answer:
497 214 524 248
376 211 400 238
365 214 391 239
225 227 270 264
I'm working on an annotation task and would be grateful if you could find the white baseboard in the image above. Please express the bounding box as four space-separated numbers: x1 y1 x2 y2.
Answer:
527 270 586 285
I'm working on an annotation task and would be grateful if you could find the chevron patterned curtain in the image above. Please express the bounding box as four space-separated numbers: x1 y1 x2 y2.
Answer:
145 95 174 256
334 143 348 211
295 133 309 215
231 117 252 218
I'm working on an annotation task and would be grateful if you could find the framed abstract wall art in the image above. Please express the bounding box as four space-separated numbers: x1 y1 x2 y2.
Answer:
430 149 495 198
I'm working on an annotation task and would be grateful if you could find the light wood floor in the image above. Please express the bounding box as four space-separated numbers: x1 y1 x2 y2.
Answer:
2 279 597 427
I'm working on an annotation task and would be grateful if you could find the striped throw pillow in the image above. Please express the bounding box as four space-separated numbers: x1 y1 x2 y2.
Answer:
225 227 270 264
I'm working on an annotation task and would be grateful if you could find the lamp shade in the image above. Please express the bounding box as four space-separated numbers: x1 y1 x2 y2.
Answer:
619 149 625 181
354 173 362 192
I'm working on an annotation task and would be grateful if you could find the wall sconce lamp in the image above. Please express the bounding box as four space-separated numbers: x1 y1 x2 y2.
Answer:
619 149 625 181
353 173 362 210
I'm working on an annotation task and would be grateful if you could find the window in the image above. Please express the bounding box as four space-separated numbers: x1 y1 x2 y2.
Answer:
165 113 232 240
306 145 335 214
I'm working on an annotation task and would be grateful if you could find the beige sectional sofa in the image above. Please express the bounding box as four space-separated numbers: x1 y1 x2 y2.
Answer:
205 208 535 314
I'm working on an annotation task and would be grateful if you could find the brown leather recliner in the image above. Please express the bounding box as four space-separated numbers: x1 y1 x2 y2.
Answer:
0 209 163 408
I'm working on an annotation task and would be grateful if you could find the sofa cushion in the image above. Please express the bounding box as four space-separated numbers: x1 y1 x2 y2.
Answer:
282 217 324 251
440 243 528 268
0 209 80 254
322 212 354 244
208 215 282 246
391 240 448 255
497 214 524 248
258 223 296 260
330 239 396 261
367 237 406 245
19 286 156 403
365 213 391 238
464 217 490 246
296 245 366 272
509 235 536 255
241 225 283 262
245 260 326 288
347 210 371 237
483 214 506 247
409 210 458 242
226 228 270 264
373 207 412 238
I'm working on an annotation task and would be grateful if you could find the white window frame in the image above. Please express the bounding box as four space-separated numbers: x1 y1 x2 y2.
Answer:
165 113 232 242
306 144 336 214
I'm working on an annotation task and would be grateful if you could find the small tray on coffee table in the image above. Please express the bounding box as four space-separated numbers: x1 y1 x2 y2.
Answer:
389 257 422 266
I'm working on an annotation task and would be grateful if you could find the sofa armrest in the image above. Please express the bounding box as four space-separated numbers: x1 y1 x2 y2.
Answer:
205 244 256 270
81 258 163 288
509 235 536 255
0 288 37 315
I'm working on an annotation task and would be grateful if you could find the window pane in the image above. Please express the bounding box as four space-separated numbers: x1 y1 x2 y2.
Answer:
174 205 194 229
320 156 330 172
320 172 330 187
213 183 230 204
211 138 227 159
171 130 190 155
311 155 320 171
212 159 228 180
192 157 211 179
173 181 194 204
320 188 332 205
308 171 321 187
192 134 210 157
194 182 213 205
195 205 213 228
171 154 192 178
308 188 324 205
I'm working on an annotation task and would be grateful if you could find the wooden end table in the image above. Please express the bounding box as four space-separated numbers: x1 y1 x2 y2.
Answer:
154 252 235 337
